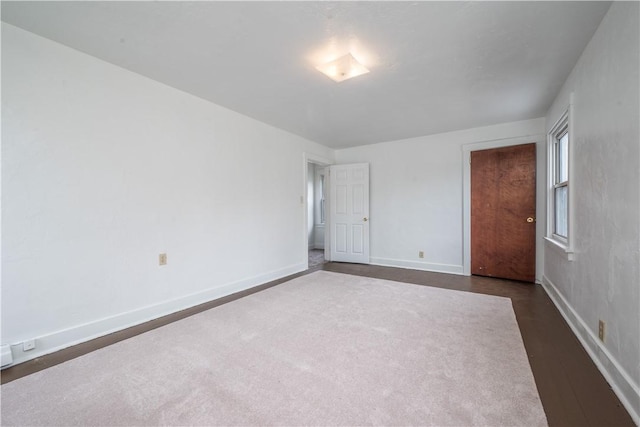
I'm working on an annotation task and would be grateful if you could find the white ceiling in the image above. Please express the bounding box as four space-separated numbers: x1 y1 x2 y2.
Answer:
1 1 610 149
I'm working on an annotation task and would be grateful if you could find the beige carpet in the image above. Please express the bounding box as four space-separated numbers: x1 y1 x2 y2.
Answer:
0 271 547 426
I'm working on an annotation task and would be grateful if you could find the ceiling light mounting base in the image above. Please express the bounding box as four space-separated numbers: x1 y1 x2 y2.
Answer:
316 53 369 83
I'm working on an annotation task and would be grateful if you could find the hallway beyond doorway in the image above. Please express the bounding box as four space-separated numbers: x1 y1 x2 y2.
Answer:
308 249 325 268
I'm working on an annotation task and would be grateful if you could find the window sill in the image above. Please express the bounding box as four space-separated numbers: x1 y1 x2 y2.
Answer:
544 237 575 261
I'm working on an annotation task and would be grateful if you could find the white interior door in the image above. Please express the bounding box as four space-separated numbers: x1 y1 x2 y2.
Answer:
329 163 370 264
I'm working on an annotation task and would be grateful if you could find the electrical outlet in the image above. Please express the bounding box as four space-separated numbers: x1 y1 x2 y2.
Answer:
598 320 605 341
159 253 167 266
419 251 424 259
23 340 35 351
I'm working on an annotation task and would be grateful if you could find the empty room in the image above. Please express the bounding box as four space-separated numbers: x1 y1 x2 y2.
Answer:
1 1 638 426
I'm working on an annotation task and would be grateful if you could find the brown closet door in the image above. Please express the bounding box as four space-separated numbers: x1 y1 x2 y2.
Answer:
471 143 536 282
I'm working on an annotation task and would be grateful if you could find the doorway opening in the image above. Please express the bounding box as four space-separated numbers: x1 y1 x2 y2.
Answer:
306 159 329 268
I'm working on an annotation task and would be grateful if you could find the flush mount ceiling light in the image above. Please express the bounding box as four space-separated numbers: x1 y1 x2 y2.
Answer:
316 53 370 83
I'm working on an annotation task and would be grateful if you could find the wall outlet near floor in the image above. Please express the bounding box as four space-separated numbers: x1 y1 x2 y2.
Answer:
418 251 424 259
598 320 605 341
23 340 35 351
159 253 167 266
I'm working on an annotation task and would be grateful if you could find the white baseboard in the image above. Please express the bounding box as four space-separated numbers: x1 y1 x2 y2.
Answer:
370 257 464 275
542 275 640 425
4 262 306 368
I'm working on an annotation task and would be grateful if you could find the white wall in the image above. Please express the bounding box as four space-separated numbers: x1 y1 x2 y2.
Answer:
334 118 545 277
542 2 640 421
1 23 333 365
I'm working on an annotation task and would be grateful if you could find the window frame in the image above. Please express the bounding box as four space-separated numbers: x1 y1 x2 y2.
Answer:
546 107 574 258
552 122 569 242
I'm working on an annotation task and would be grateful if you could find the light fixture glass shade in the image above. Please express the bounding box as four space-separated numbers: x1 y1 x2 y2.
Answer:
316 53 370 82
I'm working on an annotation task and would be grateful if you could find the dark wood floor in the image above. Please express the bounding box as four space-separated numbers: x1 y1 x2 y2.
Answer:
1 262 634 426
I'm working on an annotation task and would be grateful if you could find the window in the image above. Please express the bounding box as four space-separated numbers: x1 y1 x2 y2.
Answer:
319 174 326 224
549 111 569 243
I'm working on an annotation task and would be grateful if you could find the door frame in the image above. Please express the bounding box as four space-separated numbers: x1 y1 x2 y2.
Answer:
462 135 546 281
303 153 332 269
